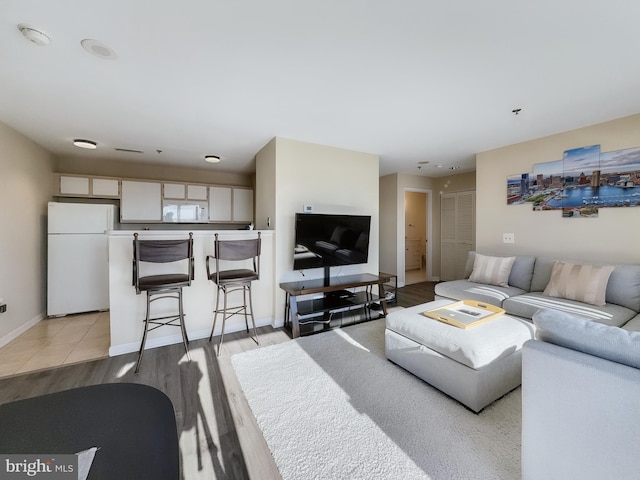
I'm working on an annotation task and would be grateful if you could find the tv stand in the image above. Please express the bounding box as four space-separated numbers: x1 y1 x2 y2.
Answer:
280 273 390 338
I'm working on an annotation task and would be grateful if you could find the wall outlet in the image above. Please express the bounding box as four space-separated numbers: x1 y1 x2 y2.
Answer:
0 303 6 314
303 204 313 213
502 233 515 244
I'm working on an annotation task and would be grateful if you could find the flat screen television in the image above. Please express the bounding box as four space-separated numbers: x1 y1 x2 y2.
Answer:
293 213 371 273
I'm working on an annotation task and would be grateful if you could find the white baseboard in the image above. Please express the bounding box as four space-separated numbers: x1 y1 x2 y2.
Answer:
109 316 274 357
0 312 45 349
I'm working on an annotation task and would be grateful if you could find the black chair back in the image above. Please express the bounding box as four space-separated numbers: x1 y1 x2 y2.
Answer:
133 233 194 293
209 233 261 283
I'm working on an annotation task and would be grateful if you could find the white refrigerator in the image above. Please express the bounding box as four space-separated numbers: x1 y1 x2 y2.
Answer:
47 202 116 316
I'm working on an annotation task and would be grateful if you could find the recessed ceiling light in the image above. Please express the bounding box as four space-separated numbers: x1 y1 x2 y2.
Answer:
18 24 51 46
436 165 444 168
73 139 97 149
205 155 221 163
81 39 118 59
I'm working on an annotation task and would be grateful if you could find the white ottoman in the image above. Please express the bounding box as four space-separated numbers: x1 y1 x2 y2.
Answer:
385 299 535 412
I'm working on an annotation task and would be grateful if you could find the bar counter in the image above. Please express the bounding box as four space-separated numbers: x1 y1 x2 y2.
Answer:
107 230 274 356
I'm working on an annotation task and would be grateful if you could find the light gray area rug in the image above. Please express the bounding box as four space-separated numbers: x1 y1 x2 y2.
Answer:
232 319 521 480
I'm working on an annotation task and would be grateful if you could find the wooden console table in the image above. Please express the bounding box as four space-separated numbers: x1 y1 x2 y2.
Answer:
280 273 390 338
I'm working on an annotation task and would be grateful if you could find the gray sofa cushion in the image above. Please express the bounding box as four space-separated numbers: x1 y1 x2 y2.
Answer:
622 314 640 332
606 265 640 312
463 251 536 291
503 292 636 327
529 256 555 292
434 280 527 308
531 258 640 312
533 308 640 369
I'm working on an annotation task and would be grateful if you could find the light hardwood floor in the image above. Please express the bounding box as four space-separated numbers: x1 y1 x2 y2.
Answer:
0 282 435 479
0 325 290 480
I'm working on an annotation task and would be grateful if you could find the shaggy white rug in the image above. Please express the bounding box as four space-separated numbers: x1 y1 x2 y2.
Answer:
231 319 521 480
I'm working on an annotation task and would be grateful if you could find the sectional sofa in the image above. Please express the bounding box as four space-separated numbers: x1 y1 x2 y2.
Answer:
434 251 640 330
434 252 640 478
522 308 640 480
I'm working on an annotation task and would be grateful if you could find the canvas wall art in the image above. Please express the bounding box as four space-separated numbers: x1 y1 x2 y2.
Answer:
506 144 640 218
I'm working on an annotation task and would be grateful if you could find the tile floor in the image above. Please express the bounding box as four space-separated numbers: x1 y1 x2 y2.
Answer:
0 311 110 378
405 268 428 284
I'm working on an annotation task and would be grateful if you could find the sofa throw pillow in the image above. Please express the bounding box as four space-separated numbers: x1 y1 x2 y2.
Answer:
468 253 516 287
533 308 640 369
543 261 614 306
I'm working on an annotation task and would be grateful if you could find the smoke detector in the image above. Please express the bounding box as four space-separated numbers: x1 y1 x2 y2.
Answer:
81 39 118 59
18 25 51 46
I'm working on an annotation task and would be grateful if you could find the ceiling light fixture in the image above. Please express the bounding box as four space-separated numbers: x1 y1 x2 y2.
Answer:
18 24 51 46
205 155 221 163
512 108 522 115
73 139 97 149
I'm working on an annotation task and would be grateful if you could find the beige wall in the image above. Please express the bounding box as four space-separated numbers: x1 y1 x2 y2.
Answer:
378 174 398 275
379 171 475 284
476 113 640 263
0 121 55 344
256 137 380 325
255 139 277 230
57 155 252 187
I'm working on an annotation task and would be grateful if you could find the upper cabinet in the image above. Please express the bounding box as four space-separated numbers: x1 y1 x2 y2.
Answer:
55 174 119 198
163 183 186 199
233 187 254 223
163 182 209 201
208 186 254 223
120 180 162 222
187 184 208 201
208 186 232 222
92 178 120 197
54 173 252 224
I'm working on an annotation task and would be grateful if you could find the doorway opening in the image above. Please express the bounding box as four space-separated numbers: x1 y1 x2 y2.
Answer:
404 190 429 285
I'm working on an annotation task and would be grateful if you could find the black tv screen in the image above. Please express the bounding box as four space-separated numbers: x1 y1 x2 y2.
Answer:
293 213 371 270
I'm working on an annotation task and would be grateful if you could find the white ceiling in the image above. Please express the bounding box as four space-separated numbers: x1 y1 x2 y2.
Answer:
2 1 640 178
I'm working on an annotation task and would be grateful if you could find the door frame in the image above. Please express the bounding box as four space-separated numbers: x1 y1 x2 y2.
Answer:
398 187 433 287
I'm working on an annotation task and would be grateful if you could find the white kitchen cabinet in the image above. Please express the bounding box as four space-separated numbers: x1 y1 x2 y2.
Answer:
163 183 186 199
187 184 208 201
208 186 232 222
56 174 119 198
120 180 162 222
233 188 254 222
208 186 254 223
60 175 90 196
92 178 119 197
163 183 208 201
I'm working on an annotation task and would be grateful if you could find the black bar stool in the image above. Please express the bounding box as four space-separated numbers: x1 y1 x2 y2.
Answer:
132 232 194 372
206 233 261 356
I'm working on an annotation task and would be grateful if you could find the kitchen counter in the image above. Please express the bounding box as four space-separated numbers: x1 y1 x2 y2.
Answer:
107 230 274 356
111 223 252 231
